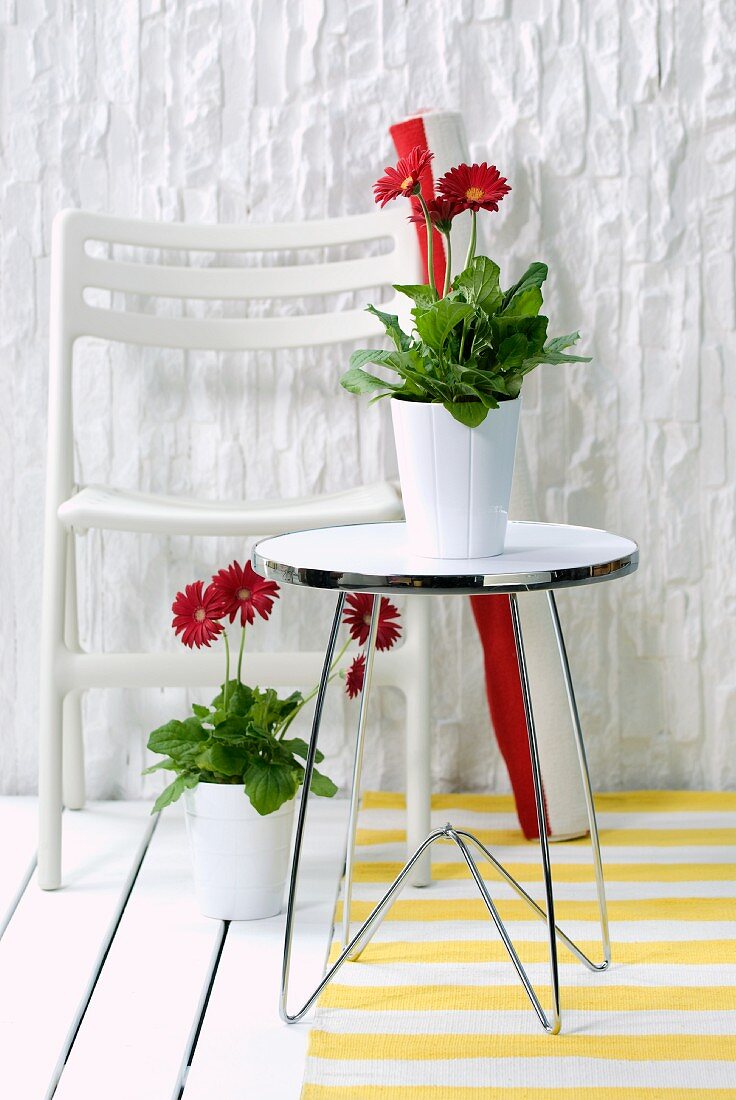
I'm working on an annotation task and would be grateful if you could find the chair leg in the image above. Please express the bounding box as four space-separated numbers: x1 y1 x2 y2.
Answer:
63 690 85 811
62 533 85 810
38 522 68 890
38 681 65 890
403 597 432 887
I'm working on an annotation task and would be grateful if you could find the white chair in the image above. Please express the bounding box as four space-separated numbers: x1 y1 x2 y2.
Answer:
39 207 431 889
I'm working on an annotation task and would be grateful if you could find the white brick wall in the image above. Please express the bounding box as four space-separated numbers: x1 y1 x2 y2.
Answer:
1 0 734 798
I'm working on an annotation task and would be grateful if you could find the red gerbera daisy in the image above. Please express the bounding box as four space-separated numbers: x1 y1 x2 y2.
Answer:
171 580 227 649
343 594 402 651
437 162 511 213
345 653 366 699
373 146 434 208
210 560 280 627
408 197 461 234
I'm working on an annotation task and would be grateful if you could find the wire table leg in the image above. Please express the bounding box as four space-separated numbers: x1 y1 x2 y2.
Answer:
282 826 447 1023
450 828 605 971
342 596 380 947
509 592 561 1035
547 590 611 968
447 828 559 1033
280 593 345 1023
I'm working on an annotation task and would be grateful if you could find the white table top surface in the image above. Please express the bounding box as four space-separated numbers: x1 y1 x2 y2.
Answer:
252 521 639 595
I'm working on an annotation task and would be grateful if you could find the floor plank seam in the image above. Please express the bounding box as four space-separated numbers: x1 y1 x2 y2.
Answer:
174 919 230 1100
45 810 161 1100
0 853 37 942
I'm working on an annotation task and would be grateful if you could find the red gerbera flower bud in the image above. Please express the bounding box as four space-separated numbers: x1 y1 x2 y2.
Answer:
343 594 402 651
171 580 227 649
437 162 511 213
345 653 366 699
210 560 280 627
408 197 461 235
373 146 434 208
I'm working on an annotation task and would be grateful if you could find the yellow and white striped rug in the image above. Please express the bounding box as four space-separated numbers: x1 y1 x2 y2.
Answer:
302 791 736 1099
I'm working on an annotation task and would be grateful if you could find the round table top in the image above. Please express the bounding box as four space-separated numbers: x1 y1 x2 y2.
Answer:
252 521 639 596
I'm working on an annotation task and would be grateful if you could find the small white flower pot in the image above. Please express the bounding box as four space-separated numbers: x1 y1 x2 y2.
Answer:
391 397 521 558
184 783 295 920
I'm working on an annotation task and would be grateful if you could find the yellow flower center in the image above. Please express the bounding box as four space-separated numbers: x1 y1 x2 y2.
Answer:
465 186 484 203
195 608 206 622
400 175 414 191
237 588 251 601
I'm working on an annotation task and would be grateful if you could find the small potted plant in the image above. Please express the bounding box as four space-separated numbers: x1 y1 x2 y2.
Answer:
144 560 401 920
340 147 591 558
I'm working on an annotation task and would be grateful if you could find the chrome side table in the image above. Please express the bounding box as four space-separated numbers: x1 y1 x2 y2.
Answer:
252 520 638 1035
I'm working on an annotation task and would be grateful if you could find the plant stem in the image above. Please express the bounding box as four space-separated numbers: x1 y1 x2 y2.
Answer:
442 231 452 297
223 630 231 710
418 194 437 296
464 210 477 270
459 318 469 363
236 624 246 683
275 633 353 738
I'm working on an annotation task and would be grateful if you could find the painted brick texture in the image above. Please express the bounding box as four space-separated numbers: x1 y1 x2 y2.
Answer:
0 1 734 798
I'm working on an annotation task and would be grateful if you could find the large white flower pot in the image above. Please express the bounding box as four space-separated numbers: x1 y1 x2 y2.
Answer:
184 783 295 920
391 397 521 558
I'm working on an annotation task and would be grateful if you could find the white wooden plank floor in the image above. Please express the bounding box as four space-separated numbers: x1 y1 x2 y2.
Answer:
0 796 348 1100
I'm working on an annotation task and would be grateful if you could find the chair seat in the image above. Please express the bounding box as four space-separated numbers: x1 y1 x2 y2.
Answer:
58 481 403 536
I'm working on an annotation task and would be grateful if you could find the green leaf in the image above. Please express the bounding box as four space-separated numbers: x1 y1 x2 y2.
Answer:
192 703 210 719
227 682 255 716
348 348 400 372
209 716 251 743
492 312 548 351
496 333 529 373
455 257 502 314
520 332 592 373
210 680 254 716
278 691 303 720
393 283 439 308
340 367 404 396
499 286 542 320
151 772 199 815
280 737 324 765
250 687 290 733
197 743 249 777
454 370 502 408
310 768 338 798
443 400 489 427
244 759 299 816
147 718 207 759
540 331 592 363
142 758 177 775
501 262 548 310
365 304 412 352
413 299 474 353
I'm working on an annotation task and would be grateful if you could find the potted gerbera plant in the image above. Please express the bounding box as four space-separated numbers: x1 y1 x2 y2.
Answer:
144 560 401 920
340 148 591 558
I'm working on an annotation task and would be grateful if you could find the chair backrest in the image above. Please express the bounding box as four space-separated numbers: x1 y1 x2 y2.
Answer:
46 207 422 506
51 207 421 351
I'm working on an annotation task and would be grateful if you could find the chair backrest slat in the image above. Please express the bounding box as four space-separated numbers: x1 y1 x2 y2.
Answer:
67 208 413 251
80 250 409 300
77 300 404 350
